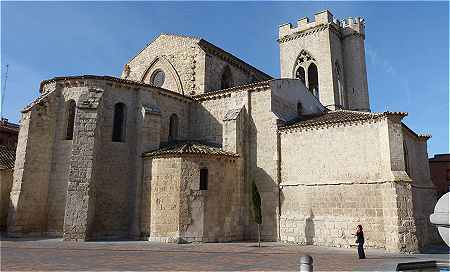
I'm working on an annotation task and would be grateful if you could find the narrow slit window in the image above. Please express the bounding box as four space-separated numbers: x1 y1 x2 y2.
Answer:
200 168 208 191
308 63 319 98
112 103 126 142
65 100 76 140
297 102 303 116
221 65 233 89
403 141 410 175
168 113 178 142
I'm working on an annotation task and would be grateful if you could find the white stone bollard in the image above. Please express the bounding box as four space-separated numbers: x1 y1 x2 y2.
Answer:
299 255 313 272
429 192 449 246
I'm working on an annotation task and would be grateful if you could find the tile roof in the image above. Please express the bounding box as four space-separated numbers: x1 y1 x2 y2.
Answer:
192 79 273 100
0 145 16 170
143 141 239 158
0 119 19 133
279 110 408 130
39 75 193 100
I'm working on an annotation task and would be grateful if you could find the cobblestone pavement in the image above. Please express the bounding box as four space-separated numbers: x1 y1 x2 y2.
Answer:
1 239 448 271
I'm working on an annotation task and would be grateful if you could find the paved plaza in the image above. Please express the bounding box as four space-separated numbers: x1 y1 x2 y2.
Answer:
1 238 448 271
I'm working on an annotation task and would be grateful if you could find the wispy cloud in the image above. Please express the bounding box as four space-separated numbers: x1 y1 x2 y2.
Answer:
366 44 412 106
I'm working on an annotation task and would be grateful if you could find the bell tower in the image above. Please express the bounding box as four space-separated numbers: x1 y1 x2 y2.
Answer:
278 10 370 112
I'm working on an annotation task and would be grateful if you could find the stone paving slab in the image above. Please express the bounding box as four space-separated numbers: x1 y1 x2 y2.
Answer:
1 239 448 271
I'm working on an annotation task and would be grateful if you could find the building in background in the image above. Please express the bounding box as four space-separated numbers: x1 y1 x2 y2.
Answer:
429 154 450 198
0 118 19 149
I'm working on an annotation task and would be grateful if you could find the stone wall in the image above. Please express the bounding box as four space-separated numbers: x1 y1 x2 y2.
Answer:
279 16 336 109
8 91 58 236
124 34 206 95
123 34 269 96
0 169 13 231
279 118 390 248
279 115 424 252
145 155 242 242
403 127 440 248
204 54 259 92
278 10 369 111
270 79 325 122
147 157 182 242
192 85 279 241
280 183 387 248
46 87 84 237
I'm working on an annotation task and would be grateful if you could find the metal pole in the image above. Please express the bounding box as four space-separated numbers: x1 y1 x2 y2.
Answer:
1 64 9 119
299 255 313 272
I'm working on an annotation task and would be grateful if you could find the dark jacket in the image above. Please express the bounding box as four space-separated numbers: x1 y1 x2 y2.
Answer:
356 231 364 244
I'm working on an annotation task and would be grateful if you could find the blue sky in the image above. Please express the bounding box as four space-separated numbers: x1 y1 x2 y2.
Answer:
1 1 449 156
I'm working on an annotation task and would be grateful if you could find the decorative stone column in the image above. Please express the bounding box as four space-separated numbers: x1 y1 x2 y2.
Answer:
63 88 103 241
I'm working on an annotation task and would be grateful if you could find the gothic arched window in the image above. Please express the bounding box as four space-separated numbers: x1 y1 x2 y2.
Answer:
65 100 76 140
112 103 127 142
295 66 306 85
336 62 345 108
220 65 233 89
308 63 319 98
169 113 178 142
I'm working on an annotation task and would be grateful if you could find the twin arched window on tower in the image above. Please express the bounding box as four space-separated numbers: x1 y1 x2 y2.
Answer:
294 50 319 98
221 65 233 90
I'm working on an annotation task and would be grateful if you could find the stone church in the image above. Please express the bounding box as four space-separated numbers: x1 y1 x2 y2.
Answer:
6 10 438 252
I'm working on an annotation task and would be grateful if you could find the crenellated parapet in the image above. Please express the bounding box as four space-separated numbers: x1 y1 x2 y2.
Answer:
278 10 365 42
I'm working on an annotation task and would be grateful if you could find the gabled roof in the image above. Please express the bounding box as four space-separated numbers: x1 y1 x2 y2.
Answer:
143 141 239 158
0 145 16 170
279 110 408 130
128 33 272 80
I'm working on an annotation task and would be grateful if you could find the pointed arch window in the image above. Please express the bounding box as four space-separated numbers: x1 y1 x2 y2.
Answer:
295 66 306 85
65 100 76 140
336 62 345 108
308 63 319 98
168 113 178 142
112 103 127 142
221 65 233 89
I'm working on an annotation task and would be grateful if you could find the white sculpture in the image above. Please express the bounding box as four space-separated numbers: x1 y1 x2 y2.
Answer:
429 192 449 246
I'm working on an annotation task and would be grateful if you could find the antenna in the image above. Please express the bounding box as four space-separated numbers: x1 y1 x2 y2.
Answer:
1 64 9 119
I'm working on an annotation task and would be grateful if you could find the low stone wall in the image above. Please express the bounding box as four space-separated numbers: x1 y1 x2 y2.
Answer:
280 182 387 248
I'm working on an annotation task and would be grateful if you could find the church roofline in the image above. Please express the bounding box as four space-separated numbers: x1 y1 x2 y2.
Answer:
401 123 432 141
38 75 193 99
197 39 273 80
142 141 239 159
278 110 408 132
192 79 274 101
125 33 272 80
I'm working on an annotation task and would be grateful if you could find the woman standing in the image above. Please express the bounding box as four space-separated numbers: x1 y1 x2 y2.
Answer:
354 225 366 259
